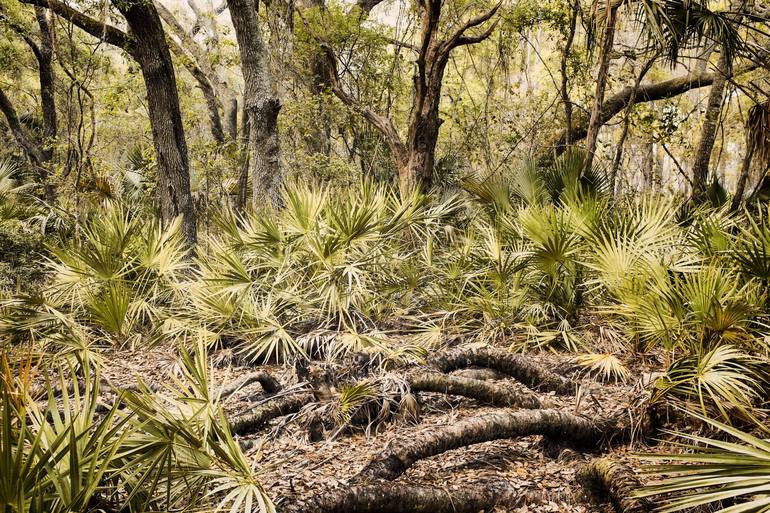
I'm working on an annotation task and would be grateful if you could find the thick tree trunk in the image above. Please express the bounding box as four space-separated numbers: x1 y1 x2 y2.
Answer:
227 0 283 208
407 371 544 409
235 101 250 212
358 409 622 481
583 5 618 175
578 457 653 513
434 346 575 395
691 51 731 201
111 0 197 245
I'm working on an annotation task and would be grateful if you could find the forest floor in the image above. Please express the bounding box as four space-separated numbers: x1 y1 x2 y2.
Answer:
86 341 671 513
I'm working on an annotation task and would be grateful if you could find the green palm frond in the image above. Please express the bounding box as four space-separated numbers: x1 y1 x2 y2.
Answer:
637 412 770 513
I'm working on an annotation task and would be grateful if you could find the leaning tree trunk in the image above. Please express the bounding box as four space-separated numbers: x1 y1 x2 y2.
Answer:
691 51 731 201
227 0 282 208
583 4 619 175
110 0 197 245
731 137 754 210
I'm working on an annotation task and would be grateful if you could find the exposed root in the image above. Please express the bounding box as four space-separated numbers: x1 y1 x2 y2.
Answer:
407 371 545 409
578 457 652 513
229 393 314 436
219 370 282 399
281 481 525 513
358 408 625 481
435 346 575 394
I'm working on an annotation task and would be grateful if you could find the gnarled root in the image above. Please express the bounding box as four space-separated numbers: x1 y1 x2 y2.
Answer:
407 371 545 409
229 393 314 435
578 457 652 513
435 346 575 395
358 409 625 481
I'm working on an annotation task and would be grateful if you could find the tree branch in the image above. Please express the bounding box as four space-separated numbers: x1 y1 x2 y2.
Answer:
441 1 501 54
19 0 132 53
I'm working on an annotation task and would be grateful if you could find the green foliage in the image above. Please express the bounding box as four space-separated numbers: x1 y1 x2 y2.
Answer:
638 413 770 512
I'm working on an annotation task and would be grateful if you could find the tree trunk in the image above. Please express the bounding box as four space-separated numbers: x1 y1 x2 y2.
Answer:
0 87 46 165
283 482 525 513
731 138 755 210
691 51 731 201
407 371 544 409
229 392 314 435
578 457 653 513
559 0 579 147
34 7 56 164
227 0 283 208
235 100 250 212
111 0 197 245
583 5 618 175
434 346 575 395
225 97 238 141
358 409 623 481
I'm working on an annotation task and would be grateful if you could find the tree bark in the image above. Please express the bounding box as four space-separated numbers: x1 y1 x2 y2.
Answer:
110 0 197 244
219 370 281 399
434 346 574 395
34 7 56 164
731 137 755 210
578 457 653 513
229 392 314 435
691 51 731 201
227 0 283 207
407 371 544 409
283 481 524 513
559 0 579 147
583 5 619 175
357 409 622 481
0 87 46 165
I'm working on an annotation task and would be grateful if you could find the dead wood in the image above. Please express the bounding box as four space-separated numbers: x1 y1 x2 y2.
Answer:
358 408 625 481
229 392 314 435
407 370 544 409
578 457 652 513
281 481 524 513
219 370 282 399
435 346 575 394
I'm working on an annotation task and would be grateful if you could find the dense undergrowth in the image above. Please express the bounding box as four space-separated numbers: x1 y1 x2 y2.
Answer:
2 152 770 512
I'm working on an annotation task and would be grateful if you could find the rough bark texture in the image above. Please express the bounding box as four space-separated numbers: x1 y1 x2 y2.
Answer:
229 392 313 435
111 0 197 245
227 0 283 207
34 7 56 164
283 481 524 513
358 409 619 481
691 51 731 201
583 5 618 174
559 0 578 146
578 457 652 513
219 370 281 398
435 346 574 395
407 371 544 409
